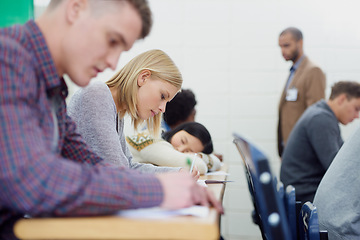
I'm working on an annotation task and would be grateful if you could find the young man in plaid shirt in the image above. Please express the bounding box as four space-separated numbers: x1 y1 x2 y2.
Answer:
0 1 222 238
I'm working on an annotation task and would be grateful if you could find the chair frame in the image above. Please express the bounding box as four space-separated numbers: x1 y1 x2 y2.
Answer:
299 201 328 240
233 133 292 240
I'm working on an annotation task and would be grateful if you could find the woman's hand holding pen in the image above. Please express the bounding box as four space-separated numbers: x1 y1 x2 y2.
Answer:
190 166 200 180
179 166 200 180
184 153 200 180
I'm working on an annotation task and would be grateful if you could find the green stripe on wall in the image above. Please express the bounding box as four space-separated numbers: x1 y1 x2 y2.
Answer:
0 0 34 27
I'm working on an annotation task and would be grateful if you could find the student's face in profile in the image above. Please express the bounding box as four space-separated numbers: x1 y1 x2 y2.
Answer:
137 73 179 120
278 32 301 62
63 2 142 87
338 96 360 124
170 130 204 153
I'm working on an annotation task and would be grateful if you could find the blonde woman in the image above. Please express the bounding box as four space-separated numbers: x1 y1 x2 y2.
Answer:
68 49 185 173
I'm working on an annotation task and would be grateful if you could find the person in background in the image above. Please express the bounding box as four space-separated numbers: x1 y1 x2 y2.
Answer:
314 124 360 240
127 122 222 174
0 1 222 238
277 27 326 157
280 81 360 203
163 88 223 161
163 88 197 131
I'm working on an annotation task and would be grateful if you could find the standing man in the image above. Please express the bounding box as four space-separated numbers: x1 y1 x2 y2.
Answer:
280 81 360 203
0 0 222 238
278 27 326 157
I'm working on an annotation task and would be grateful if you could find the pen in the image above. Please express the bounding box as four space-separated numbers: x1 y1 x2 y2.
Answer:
205 180 234 184
189 153 197 173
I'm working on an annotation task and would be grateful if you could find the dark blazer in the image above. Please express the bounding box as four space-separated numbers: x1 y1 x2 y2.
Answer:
278 56 326 156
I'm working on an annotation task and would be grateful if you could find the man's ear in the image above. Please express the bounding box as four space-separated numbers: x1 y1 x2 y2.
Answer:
296 39 303 49
137 70 152 87
337 93 347 105
66 0 87 24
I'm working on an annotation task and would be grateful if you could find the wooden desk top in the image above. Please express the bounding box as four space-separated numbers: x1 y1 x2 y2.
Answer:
14 165 228 240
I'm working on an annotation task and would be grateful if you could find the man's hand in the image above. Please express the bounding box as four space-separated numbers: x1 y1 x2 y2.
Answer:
157 172 224 213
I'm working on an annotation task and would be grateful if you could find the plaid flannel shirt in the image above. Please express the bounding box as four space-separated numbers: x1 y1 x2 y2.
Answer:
0 20 163 239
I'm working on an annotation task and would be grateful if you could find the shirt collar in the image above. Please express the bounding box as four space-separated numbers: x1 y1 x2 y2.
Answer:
291 55 305 71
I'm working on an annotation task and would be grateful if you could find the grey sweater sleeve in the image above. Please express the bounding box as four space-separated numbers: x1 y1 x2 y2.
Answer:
67 82 179 173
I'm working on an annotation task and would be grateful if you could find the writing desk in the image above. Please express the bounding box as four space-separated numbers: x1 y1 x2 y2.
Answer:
14 165 228 240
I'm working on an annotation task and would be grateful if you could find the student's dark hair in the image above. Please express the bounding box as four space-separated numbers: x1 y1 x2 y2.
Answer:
329 81 360 100
162 122 213 154
280 27 303 41
163 89 197 127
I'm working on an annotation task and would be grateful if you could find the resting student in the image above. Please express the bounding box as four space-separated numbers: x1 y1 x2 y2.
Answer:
127 122 222 174
0 1 223 238
161 88 223 161
68 49 193 174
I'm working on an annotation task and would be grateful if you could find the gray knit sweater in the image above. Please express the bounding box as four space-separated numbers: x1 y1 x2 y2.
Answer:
67 81 179 173
314 126 360 239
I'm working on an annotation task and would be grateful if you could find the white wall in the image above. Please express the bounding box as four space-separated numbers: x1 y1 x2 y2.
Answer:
36 0 360 239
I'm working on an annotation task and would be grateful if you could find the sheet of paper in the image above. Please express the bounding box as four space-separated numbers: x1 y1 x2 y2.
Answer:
205 171 230 176
116 205 209 219
197 179 208 187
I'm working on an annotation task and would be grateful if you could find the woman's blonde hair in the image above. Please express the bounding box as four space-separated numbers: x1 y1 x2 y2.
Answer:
106 49 182 136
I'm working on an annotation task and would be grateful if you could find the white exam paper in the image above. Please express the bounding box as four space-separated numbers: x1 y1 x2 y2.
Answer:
205 171 229 176
116 205 209 219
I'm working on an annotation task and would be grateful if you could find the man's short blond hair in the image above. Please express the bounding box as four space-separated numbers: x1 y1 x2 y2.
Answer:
48 0 152 39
